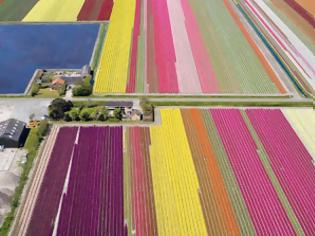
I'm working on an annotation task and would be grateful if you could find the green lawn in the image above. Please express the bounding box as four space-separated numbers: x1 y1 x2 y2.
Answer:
36 88 59 98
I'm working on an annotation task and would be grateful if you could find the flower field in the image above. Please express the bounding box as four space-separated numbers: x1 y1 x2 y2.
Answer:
283 109 315 158
56 127 124 235
94 0 289 94
266 0 315 54
239 0 315 95
284 0 315 26
19 108 314 235
26 127 79 236
0 0 113 21
94 0 136 93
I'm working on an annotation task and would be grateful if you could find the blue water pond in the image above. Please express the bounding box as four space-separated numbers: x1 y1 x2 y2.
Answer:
0 24 100 94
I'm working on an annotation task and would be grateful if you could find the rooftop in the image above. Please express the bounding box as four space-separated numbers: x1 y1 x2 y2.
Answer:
0 119 26 141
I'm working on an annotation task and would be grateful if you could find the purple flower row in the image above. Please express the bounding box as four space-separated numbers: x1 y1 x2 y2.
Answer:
56 127 124 236
27 127 79 236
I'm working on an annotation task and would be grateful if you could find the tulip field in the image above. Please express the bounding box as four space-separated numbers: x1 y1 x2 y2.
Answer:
0 0 113 21
266 0 315 54
56 127 124 236
17 108 315 235
94 0 289 94
239 0 315 95
284 0 315 27
2 0 315 234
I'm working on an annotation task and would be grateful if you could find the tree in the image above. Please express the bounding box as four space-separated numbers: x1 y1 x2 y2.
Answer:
140 97 153 115
58 84 67 96
72 85 92 96
48 98 73 120
64 112 72 122
79 108 92 121
31 84 40 96
96 107 108 121
72 76 93 96
114 108 123 120
90 109 98 120
68 109 79 121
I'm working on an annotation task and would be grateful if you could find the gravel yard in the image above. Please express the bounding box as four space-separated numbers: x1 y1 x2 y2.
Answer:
0 99 50 123
0 148 27 226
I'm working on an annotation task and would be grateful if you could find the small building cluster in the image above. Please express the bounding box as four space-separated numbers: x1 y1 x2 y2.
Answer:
0 119 28 148
35 65 92 91
106 102 143 121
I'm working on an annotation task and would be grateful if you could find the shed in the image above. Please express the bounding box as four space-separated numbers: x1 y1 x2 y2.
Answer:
0 119 28 148
106 101 133 108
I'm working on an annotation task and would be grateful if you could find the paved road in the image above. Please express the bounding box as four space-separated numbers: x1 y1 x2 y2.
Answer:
0 96 312 123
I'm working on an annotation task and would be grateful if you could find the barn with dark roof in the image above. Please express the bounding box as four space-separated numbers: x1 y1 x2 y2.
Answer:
0 119 28 148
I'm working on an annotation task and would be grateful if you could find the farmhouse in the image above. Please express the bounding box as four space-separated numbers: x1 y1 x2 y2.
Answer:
51 77 65 90
0 119 28 148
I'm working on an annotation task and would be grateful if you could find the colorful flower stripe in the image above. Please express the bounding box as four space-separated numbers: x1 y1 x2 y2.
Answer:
167 0 201 93
224 0 286 94
94 0 136 93
243 0 315 91
92 0 286 94
151 0 178 93
283 109 315 159
284 0 315 27
127 0 142 93
186 0 279 94
77 0 113 21
56 127 124 236
288 0 315 24
146 0 159 93
180 0 218 93
201 110 256 235
246 109 315 235
211 109 295 235
181 109 241 235
149 109 207 235
240 110 305 235
128 127 158 236
22 0 85 22
26 127 78 236
98 0 114 20
267 0 315 54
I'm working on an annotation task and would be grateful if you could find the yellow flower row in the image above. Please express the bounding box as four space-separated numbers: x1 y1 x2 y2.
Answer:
283 109 315 159
22 0 85 22
149 109 207 236
94 0 136 93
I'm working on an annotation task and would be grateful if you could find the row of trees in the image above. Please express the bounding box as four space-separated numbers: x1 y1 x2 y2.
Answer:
48 98 123 122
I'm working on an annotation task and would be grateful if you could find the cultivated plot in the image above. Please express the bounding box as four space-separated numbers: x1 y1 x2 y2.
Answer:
16 108 315 236
94 0 289 95
0 0 113 21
